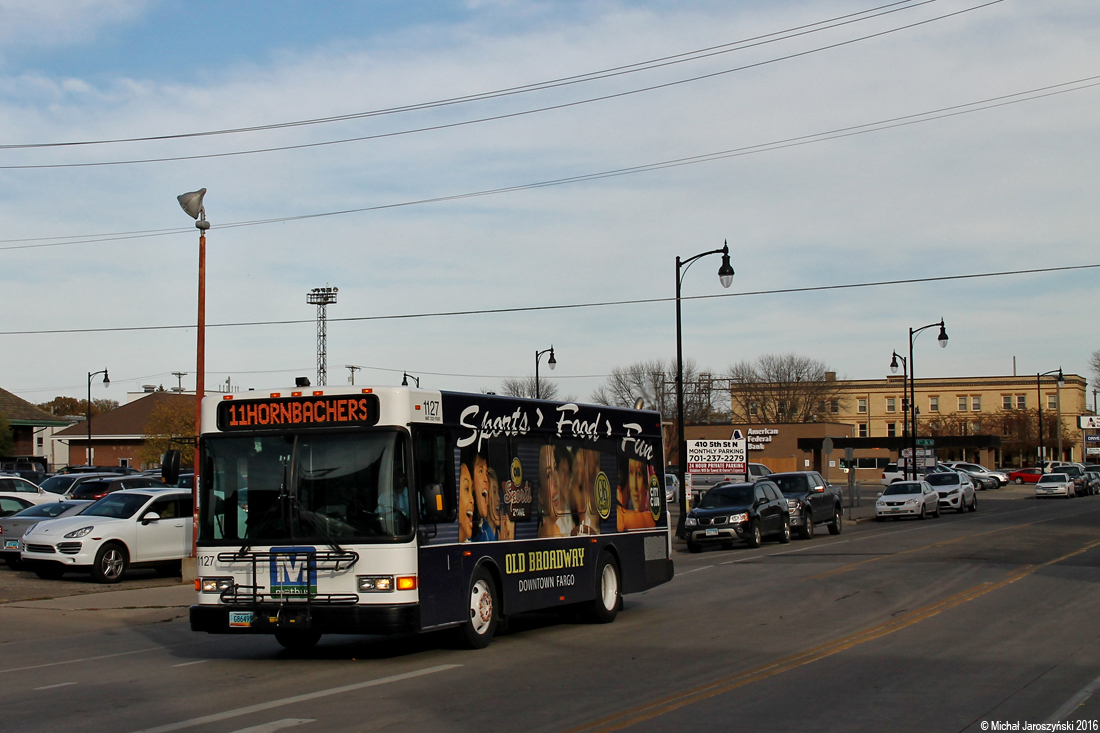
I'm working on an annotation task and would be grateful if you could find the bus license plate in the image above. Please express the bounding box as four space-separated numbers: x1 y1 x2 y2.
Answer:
705 528 718 536
229 611 254 628
4 540 18 549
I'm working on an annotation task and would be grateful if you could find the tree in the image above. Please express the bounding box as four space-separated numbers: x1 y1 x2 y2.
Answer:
727 354 845 423
36 396 118 417
1090 349 1100 391
0 411 13 456
501 376 560 400
589 359 722 423
139 400 195 468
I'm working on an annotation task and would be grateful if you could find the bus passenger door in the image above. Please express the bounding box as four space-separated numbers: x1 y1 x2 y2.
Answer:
417 544 465 628
413 428 465 629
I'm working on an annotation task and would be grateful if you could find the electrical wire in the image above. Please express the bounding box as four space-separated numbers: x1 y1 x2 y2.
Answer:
0 1 1001 170
0 1 928 150
1 69 1094 252
2 262 1096 337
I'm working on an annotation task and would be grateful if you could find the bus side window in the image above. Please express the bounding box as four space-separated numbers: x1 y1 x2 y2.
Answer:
413 429 455 523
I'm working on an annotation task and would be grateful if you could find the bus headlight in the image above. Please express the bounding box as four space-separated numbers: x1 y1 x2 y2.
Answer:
358 575 394 592
200 577 234 593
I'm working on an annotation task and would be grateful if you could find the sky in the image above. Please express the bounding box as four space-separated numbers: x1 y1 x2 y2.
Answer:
1 0 1098 408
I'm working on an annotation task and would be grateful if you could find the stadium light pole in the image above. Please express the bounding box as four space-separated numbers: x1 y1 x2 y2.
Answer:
908 319 948 481
177 188 209 561
1036 367 1064 469
86 369 109 465
675 241 735 538
534 347 556 400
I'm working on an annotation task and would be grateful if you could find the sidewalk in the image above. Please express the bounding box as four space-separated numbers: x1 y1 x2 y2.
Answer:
0 582 194 643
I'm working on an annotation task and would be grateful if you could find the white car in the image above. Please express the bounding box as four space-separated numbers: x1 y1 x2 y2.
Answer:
665 473 679 503
924 471 977 513
942 462 1009 487
21 488 192 583
0 475 59 506
1035 473 1074 499
876 481 940 520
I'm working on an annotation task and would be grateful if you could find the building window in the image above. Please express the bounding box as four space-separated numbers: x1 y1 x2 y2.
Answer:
858 398 867 414
858 423 868 438
1002 395 1012 410
886 397 896 413
1016 394 1026 409
749 401 758 416
887 422 897 437
119 458 130 468
958 396 968 411
37 437 44 448
1047 394 1057 410
972 396 981 412
830 400 839 414
929 396 939 412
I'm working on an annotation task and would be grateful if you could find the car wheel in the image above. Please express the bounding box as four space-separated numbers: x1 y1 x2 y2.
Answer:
956 497 967 513
4 555 22 570
34 563 66 580
799 514 814 540
585 553 621 624
969 495 977 512
274 630 322 651
778 519 792 544
687 542 702 553
932 502 940 518
828 509 842 535
458 567 498 649
1014 477 1024 485
918 505 927 520
91 542 127 584
746 520 762 548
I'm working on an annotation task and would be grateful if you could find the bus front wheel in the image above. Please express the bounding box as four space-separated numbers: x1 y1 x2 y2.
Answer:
459 567 498 649
586 553 621 624
275 629 321 652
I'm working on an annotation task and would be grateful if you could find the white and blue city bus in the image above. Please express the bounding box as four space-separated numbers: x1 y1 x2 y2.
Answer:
189 386 674 649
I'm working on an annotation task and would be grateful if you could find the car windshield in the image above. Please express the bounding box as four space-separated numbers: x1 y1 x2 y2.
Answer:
925 473 961 486
1060 466 1083 477
883 483 922 495
71 481 112 496
83 493 152 519
12 501 87 518
698 486 754 508
200 430 411 545
771 475 810 494
1038 474 1067 484
39 475 77 495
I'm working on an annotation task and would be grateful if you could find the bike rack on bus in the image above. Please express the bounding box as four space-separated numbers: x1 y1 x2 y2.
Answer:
215 549 361 612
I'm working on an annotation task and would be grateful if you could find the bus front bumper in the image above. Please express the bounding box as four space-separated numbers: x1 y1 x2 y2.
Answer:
190 602 420 635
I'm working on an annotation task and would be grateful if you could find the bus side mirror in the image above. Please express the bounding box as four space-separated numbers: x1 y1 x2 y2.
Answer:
162 450 181 485
419 483 447 524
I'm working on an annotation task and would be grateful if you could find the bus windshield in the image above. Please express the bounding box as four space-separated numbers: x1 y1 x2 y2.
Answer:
200 430 410 545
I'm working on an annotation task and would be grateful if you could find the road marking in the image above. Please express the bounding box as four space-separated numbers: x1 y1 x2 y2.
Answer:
230 719 314 733
0 646 162 675
34 681 76 690
172 660 209 668
1046 669 1100 722
561 536 1100 733
679 565 713 574
128 664 461 733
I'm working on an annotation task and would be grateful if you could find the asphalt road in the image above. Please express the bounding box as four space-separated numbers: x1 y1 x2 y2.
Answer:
3 487 1100 733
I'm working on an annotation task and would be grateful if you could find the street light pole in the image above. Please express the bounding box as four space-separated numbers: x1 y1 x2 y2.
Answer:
86 369 109 465
178 188 210 560
1036 367 1064 469
534 346 556 400
675 241 735 538
908 319 948 481
890 351 907 466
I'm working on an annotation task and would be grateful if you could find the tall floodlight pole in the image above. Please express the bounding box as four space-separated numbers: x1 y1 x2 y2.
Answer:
675 241 735 538
177 188 209 561
307 287 338 386
907 319 948 481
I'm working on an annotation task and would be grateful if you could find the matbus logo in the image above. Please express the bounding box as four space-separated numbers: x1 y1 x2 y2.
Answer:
269 547 317 597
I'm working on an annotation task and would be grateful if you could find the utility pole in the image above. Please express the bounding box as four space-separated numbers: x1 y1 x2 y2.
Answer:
345 365 361 385
172 371 187 392
307 287 338 386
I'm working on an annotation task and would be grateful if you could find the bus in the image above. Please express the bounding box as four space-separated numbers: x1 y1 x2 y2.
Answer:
188 385 674 650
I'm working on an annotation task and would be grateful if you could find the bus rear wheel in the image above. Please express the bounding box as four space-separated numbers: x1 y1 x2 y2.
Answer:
459 567 498 649
586 553 621 624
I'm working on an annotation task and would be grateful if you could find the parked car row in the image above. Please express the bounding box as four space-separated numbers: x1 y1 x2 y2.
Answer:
876 476 977 521
683 471 843 553
0 488 193 583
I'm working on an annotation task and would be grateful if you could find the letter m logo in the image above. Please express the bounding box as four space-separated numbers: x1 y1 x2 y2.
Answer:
269 546 317 597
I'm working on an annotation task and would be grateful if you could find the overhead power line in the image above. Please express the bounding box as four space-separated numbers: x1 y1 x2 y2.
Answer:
0 1 928 151
1 69 1094 253
2 262 1095 337
0 1 1001 170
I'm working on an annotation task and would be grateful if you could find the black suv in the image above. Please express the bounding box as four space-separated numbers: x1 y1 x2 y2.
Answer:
684 481 790 553
767 471 843 539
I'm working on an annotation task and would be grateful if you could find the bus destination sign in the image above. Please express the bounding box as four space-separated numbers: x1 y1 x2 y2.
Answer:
216 395 379 431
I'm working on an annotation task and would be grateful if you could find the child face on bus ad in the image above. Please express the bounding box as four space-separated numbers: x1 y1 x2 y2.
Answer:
459 463 474 542
473 454 491 520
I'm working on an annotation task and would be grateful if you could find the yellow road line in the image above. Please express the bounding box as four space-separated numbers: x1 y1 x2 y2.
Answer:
561 536 1100 733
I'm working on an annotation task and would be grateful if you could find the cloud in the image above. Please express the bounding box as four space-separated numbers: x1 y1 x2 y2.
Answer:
0 0 151 48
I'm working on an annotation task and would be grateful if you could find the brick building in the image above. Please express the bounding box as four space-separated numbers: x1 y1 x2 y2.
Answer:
53 391 193 469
